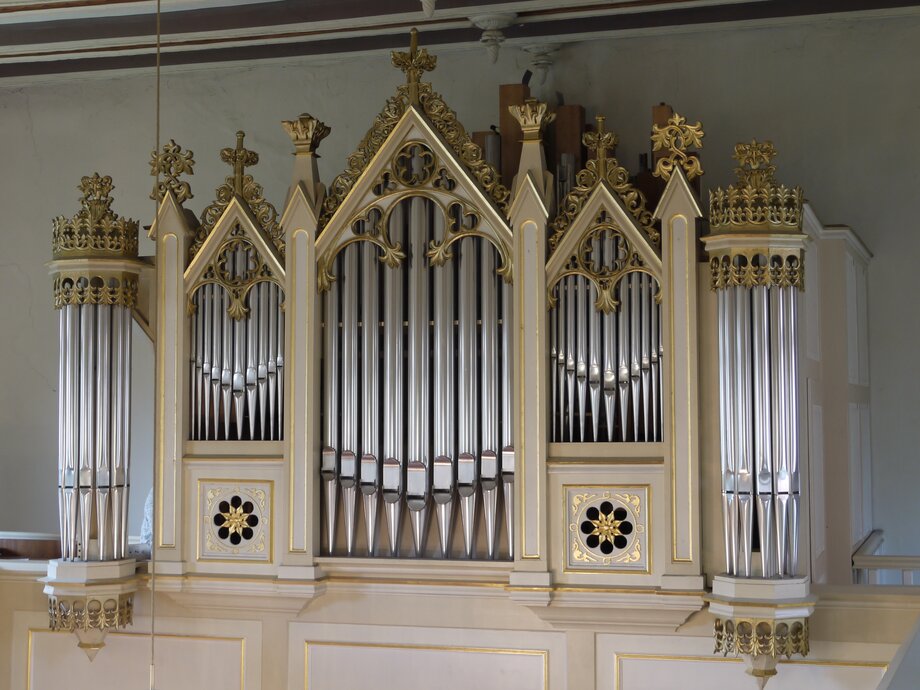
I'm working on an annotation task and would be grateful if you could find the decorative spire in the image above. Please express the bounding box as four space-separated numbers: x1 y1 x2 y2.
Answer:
733 139 777 188
150 139 195 204
391 28 437 105
282 113 331 155
582 115 619 181
508 98 556 141
221 131 259 196
651 112 704 181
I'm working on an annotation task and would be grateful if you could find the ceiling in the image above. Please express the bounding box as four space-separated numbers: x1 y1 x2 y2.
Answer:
1 0 918 79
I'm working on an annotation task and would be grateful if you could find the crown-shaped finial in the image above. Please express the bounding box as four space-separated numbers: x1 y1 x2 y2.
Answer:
391 28 437 104
508 98 556 141
282 113 331 155
709 140 802 233
651 111 704 181
582 115 619 179
150 139 195 204
220 131 259 196
52 174 139 260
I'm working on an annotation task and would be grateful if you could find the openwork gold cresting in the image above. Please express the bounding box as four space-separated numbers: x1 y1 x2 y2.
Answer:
707 140 806 291
48 594 134 633
508 98 556 141
651 112 704 181
713 617 809 659
188 225 284 320
319 29 510 229
52 174 139 260
150 139 195 204
709 140 803 232
51 174 140 309
190 131 284 261
550 115 657 251
282 113 330 154
547 210 656 314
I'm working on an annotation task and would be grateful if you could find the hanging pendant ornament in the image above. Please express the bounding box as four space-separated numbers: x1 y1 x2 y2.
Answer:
470 13 516 63
420 0 435 17
523 43 561 85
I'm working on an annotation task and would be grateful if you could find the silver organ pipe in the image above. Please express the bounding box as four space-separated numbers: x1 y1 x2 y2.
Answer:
718 265 803 579
433 210 454 557
382 203 405 556
57 284 134 562
550 250 662 443
322 197 511 560
189 245 285 442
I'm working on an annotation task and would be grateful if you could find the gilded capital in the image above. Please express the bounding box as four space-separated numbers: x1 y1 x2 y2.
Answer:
282 113 331 155
508 98 556 141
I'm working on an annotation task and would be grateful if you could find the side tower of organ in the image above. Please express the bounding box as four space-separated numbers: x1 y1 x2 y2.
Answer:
40 31 879 689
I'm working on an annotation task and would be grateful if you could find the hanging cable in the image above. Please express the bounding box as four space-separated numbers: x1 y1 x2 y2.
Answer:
150 0 161 688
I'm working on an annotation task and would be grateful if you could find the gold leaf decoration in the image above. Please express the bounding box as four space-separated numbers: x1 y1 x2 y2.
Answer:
550 115 657 253
651 111 704 181
150 139 195 204
52 174 139 259
190 131 284 262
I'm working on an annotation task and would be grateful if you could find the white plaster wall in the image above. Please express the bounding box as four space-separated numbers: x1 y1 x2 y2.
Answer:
0 12 918 552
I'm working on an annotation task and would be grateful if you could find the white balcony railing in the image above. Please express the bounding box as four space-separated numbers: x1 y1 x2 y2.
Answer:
852 530 920 585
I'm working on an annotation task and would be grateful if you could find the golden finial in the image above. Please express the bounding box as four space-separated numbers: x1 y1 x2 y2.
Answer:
52 174 139 260
651 112 704 181
508 98 556 141
582 115 619 180
150 139 195 204
732 140 777 188
220 131 259 196
391 28 437 105
282 113 330 156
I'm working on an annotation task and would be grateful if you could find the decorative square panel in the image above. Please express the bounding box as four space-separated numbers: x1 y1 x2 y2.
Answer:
565 485 649 573
198 479 272 562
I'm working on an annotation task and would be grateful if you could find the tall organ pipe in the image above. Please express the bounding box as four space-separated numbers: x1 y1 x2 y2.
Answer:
457 236 479 558
360 238 381 555
321 259 340 553
341 245 360 555
480 240 499 558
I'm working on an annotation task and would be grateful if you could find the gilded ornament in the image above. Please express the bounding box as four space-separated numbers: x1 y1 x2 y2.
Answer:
568 489 645 568
319 30 509 229
708 139 803 232
188 228 283 320
190 131 284 261
150 139 195 204
650 111 704 181
547 211 658 314
53 273 139 310
48 593 134 632
508 98 556 141
549 115 657 252
52 174 139 260
282 113 331 155
713 617 809 659
709 251 804 291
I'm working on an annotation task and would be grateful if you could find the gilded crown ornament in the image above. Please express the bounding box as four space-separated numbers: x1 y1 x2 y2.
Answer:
549 115 656 251
282 113 331 155
651 112 704 181
190 130 284 260
508 98 556 141
150 139 195 204
709 139 803 232
52 174 139 260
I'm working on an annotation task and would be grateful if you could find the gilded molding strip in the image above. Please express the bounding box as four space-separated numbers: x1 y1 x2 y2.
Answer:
708 252 804 290
52 273 138 309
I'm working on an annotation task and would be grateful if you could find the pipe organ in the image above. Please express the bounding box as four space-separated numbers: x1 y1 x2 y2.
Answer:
46 28 834 686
